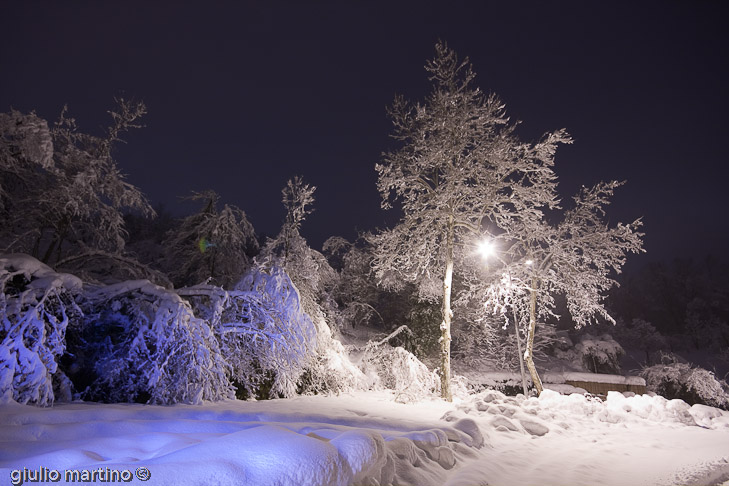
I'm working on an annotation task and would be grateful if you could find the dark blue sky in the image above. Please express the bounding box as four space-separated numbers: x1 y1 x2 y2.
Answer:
2 1 727 267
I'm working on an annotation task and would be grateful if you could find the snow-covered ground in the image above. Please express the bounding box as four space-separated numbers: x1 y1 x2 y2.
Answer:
2 390 729 486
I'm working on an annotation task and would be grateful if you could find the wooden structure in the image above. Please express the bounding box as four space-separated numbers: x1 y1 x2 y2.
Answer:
564 378 646 397
552 372 647 397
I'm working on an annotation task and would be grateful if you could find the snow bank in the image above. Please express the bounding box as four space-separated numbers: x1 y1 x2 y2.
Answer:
0 393 483 486
457 388 729 431
450 389 729 486
2 390 729 486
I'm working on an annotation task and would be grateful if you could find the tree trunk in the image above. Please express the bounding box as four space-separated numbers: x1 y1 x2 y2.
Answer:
439 215 455 402
512 307 529 396
32 232 43 259
41 218 69 264
525 277 544 395
41 234 59 264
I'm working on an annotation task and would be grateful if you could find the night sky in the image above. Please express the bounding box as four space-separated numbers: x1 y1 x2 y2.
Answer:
2 1 728 269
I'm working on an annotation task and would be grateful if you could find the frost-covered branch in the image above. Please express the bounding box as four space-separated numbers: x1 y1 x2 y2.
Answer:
178 266 317 398
77 279 233 404
0 102 155 282
0 254 82 405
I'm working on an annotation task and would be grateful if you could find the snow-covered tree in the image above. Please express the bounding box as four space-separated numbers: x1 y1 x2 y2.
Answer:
69 279 233 404
0 254 82 405
0 101 155 280
162 190 258 288
178 266 317 399
685 297 729 352
259 178 336 325
612 318 666 364
258 178 366 394
280 176 315 263
322 235 382 331
0 111 56 253
0 110 54 212
607 256 729 355
372 41 568 400
484 181 644 393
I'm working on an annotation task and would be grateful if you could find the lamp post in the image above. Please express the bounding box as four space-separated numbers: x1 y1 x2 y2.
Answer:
476 238 531 396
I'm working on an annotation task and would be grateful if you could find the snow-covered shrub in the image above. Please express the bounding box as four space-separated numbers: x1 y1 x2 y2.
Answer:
70 280 233 404
257 237 367 396
303 333 368 395
641 360 729 410
0 254 82 405
293 284 368 396
557 333 624 374
180 266 317 399
256 179 367 395
360 336 439 402
258 242 366 395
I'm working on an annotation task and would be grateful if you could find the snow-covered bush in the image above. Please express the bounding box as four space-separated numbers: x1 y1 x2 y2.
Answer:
69 280 233 404
359 328 439 402
641 360 729 410
575 334 624 374
303 333 368 395
180 266 317 399
260 236 367 395
256 178 367 395
554 333 623 374
0 254 82 405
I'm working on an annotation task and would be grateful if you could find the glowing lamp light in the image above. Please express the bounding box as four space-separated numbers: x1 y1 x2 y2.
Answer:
477 240 495 260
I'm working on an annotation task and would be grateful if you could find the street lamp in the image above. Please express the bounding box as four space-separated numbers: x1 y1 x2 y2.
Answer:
477 239 495 260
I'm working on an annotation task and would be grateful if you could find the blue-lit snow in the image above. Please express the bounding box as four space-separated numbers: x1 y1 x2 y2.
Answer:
2 390 729 486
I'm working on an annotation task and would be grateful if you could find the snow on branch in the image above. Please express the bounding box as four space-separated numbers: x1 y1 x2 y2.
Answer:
79 279 233 404
0 254 82 405
179 266 317 398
